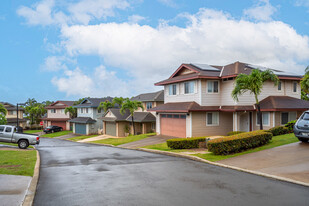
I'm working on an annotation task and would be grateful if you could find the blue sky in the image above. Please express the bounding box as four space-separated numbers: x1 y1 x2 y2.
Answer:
1 0 309 104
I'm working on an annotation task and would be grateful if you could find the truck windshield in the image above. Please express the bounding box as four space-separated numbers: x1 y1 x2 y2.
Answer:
302 113 309 120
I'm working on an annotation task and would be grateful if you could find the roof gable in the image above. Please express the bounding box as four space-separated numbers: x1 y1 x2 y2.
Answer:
169 64 199 79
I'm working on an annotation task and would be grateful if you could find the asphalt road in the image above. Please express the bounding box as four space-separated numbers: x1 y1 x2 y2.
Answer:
34 138 309 206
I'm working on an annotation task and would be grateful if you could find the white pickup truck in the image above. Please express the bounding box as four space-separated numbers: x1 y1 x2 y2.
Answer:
0 125 40 149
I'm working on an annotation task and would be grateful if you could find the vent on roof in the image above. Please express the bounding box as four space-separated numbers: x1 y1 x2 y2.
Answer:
191 64 220 71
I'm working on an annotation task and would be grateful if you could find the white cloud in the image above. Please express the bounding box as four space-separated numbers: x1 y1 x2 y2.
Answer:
41 56 68 71
243 0 277 21
51 65 130 97
128 15 145 24
295 0 309 11
157 0 177 8
17 0 130 26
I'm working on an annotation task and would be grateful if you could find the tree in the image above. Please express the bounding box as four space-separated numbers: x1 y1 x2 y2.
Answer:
120 100 144 135
0 103 7 116
65 106 77 118
232 69 279 130
98 101 114 113
112 97 128 108
0 103 7 125
301 66 309 100
23 98 48 125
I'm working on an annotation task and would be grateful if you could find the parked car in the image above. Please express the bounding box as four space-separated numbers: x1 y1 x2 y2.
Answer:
44 125 63 134
0 125 40 149
293 110 309 143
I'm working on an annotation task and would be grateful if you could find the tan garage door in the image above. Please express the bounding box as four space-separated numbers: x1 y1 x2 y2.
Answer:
51 121 67 130
160 114 186 138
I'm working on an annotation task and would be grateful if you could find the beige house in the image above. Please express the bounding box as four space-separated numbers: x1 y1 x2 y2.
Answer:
150 61 309 138
0 102 27 128
42 101 75 130
101 90 164 137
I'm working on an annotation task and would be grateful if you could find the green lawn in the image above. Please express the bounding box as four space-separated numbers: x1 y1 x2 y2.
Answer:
40 130 72 138
23 130 42 134
92 133 156 146
0 150 37 176
194 133 299 162
68 135 99 142
143 142 192 153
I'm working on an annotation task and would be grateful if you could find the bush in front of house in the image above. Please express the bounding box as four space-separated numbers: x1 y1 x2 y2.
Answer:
167 137 207 149
285 120 297 133
227 131 245 136
267 126 289 136
207 130 273 155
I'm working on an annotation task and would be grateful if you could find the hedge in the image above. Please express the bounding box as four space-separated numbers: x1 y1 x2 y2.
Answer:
285 120 297 133
207 130 272 155
227 131 245 136
167 137 207 149
267 126 289 136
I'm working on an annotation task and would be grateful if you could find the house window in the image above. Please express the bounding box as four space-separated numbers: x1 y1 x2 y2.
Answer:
206 112 219 126
256 112 270 126
9 111 17 115
85 108 89 113
51 109 56 113
146 102 153 109
278 81 282 91
207 80 219 93
151 123 155 130
169 84 177 95
80 108 84 113
281 112 297 125
161 114 167 118
293 81 298 93
184 81 195 94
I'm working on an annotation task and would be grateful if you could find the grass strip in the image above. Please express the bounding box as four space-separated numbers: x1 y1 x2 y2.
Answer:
92 133 156 146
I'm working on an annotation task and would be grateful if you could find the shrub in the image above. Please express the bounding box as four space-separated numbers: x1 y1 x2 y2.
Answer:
227 131 245 136
207 130 272 155
267 126 289 136
285 120 297 133
167 137 207 149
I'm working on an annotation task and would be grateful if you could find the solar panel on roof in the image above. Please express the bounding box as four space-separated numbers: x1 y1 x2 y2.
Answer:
191 63 220 71
247 64 300 77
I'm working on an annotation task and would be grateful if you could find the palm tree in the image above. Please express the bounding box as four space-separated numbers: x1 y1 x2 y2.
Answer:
120 100 144 135
232 69 279 130
64 106 77 118
301 66 309 100
0 103 7 116
98 100 114 113
112 97 128 108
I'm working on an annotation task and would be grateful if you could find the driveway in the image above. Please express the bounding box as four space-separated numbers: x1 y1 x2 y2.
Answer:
33 138 308 206
218 142 309 184
119 135 175 148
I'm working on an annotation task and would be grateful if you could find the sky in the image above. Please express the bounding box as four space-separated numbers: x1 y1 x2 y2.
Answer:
1 0 309 104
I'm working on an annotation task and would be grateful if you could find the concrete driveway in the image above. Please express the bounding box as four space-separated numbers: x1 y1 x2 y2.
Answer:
218 142 309 184
120 135 175 148
33 138 309 206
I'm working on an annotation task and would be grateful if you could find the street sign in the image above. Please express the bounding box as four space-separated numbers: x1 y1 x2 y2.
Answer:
40 121 43 126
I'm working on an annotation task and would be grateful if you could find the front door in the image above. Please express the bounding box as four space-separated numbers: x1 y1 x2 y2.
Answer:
239 113 249 132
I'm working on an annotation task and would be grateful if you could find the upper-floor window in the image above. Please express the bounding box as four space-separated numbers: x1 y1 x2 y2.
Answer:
80 108 84 113
146 102 153 109
51 109 56 113
293 81 298 93
278 81 282 91
281 112 296 125
256 112 270 126
85 108 89 113
206 112 219 126
184 81 195 94
169 84 177 95
8 111 17 115
207 80 219 93
61 109 65 113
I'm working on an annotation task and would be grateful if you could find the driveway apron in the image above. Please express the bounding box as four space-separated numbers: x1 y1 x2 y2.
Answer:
33 138 309 206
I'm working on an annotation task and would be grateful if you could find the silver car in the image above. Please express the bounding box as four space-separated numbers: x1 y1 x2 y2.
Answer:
293 111 309 143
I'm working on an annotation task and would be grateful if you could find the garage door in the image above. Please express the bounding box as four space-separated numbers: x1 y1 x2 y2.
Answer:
160 114 186 138
75 123 87 135
106 122 116 136
51 121 67 130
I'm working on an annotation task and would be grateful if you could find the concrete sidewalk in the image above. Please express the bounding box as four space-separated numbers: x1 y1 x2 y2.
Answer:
0 174 31 206
77 134 118 142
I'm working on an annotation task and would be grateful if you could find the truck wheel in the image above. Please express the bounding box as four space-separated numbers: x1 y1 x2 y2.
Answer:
18 140 29 149
298 138 308 143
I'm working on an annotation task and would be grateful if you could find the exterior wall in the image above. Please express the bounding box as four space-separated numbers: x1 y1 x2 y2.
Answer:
6 111 24 119
76 107 103 134
191 112 233 137
164 80 201 104
47 109 69 118
252 111 274 131
201 79 221 106
131 123 143 135
117 121 129 137
156 114 160 134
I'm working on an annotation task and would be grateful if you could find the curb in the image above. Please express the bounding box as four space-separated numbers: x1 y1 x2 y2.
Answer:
71 139 309 187
22 149 40 206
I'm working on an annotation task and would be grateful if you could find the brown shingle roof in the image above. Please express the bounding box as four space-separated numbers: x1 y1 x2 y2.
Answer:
149 102 220 112
131 90 164 102
259 96 309 111
126 112 156 122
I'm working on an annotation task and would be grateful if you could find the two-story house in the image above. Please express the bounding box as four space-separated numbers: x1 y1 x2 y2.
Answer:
70 97 113 135
101 90 164 137
42 101 75 130
150 61 309 138
0 102 27 128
